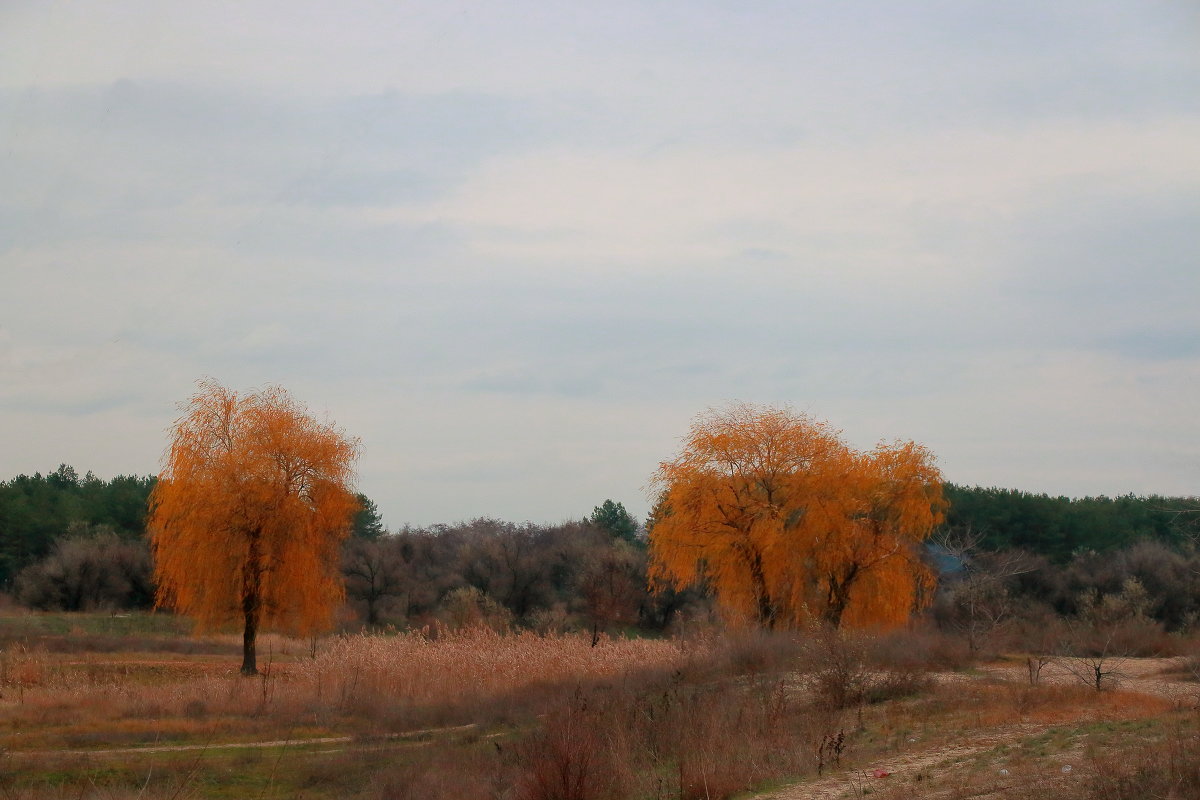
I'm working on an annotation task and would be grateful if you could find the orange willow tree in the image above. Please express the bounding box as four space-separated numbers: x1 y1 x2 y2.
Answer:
648 404 945 629
149 380 360 674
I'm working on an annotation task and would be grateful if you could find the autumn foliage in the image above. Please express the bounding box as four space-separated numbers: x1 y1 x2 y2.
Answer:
148 380 360 674
648 404 945 629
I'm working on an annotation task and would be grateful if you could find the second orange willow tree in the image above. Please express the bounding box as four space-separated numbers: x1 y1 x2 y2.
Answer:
648 403 946 629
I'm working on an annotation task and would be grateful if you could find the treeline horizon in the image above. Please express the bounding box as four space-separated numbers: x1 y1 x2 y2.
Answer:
3 463 1195 535
1 464 1196 572
2 463 1198 641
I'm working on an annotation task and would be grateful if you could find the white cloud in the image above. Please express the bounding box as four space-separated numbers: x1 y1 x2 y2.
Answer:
361 117 1200 280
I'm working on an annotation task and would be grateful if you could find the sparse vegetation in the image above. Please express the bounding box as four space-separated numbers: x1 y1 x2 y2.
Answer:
0 613 1195 799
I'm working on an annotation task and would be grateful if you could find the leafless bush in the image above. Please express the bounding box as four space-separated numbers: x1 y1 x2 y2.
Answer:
805 629 874 709
871 626 975 671
14 528 152 611
933 531 1041 655
1088 726 1200 800
803 628 936 709
1058 627 1129 692
712 628 805 675
1002 602 1070 655
517 690 631 800
632 670 833 799
436 587 514 632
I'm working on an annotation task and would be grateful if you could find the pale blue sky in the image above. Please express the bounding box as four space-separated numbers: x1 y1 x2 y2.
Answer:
2 1 1198 526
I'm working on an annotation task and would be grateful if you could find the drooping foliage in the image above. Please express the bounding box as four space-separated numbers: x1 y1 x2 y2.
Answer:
148 380 360 674
648 404 945 629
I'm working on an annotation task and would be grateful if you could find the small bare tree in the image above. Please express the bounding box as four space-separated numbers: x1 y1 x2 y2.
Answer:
1056 579 1149 691
934 528 1038 654
1007 606 1069 685
579 543 643 646
1059 629 1128 691
342 536 409 627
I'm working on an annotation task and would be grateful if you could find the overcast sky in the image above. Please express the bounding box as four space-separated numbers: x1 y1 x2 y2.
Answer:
2 1 1198 527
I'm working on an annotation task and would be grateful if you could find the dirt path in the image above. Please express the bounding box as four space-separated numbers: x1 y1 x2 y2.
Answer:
759 657 1195 800
9 723 477 758
760 724 1044 800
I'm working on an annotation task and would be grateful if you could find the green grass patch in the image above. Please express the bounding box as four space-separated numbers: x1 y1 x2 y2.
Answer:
0 611 192 638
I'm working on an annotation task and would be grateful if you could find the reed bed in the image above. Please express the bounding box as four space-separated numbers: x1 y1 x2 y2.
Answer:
1 627 709 739
294 626 701 710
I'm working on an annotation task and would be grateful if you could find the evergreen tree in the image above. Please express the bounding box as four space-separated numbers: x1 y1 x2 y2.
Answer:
589 499 639 545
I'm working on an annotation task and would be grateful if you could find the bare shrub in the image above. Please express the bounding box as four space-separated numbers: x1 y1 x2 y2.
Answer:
437 587 514 632
1003 602 1070 656
354 655 837 800
805 629 874 709
1071 578 1175 657
517 690 630 800
712 629 805 675
895 626 975 671
1177 638 1200 684
1059 653 1127 692
528 605 575 635
803 628 935 709
1088 725 1200 800
1102 615 1179 657
504 631 843 800
608 667 832 799
1057 624 1129 692
14 528 152 612
871 626 974 672
671 681 806 800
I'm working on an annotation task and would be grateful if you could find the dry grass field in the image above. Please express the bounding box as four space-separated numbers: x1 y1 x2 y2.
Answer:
0 612 1197 799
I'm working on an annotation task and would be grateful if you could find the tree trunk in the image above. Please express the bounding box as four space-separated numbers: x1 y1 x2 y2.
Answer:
748 549 777 629
757 588 777 630
241 607 258 676
366 593 379 627
241 534 263 676
822 598 846 628
823 565 860 628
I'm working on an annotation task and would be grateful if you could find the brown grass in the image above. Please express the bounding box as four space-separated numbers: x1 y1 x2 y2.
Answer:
2 617 1196 800
0 626 707 750
293 626 701 715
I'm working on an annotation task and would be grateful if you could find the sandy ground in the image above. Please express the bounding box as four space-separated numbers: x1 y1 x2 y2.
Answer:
759 657 1197 800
